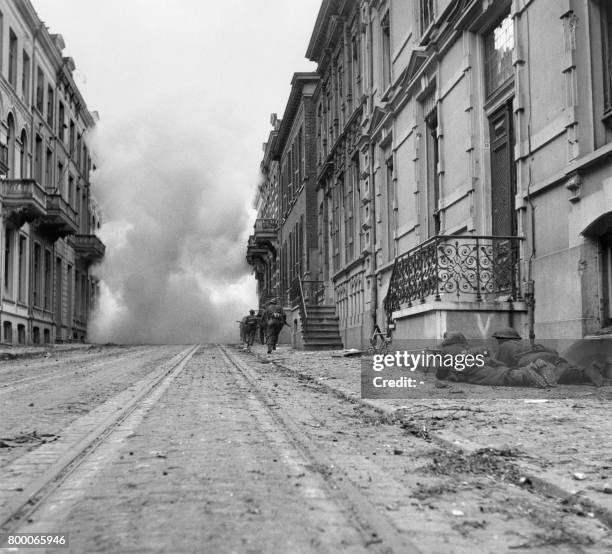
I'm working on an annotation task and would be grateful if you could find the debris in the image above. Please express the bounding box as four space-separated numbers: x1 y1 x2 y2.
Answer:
0 431 58 448
524 399 549 403
573 472 586 481
451 509 464 516
393 448 403 455
602 483 612 494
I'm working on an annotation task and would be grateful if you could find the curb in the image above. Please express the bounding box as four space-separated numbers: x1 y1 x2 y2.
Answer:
246 347 612 530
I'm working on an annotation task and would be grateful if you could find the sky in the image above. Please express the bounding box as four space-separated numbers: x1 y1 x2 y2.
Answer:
31 0 320 343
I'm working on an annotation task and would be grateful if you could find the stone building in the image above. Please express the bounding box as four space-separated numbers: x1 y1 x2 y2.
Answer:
249 0 612 349
0 0 104 344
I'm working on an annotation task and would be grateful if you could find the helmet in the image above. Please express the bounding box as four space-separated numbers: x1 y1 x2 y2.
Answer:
441 331 468 347
491 327 521 340
249 310 255 315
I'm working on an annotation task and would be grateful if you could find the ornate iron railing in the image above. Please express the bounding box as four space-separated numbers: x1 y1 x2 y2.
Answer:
384 235 523 314
254 218 278 233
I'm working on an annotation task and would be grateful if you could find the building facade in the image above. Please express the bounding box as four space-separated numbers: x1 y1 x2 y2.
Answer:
0 0 104 345
249 0 612 349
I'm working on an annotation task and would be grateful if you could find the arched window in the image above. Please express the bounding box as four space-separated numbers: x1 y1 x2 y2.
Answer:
6 113 15 178
19 129 27 178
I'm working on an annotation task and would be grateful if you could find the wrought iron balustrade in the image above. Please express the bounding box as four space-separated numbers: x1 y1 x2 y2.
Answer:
384 235 523 314
254 218 278 233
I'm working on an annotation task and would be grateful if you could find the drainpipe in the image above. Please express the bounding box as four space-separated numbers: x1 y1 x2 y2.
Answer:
524 10 536 346
369 140 378 332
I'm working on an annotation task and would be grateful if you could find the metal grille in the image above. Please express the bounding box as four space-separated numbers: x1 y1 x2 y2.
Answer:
384 235 523 315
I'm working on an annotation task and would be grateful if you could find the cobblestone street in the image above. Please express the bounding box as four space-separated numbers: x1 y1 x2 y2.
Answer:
0 344 610 552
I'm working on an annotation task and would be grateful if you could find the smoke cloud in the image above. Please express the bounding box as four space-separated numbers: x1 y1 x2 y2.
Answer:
88 94 257 344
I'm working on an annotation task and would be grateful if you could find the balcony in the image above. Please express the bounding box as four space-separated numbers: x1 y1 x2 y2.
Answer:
246 235 268 266
384 235 524 315
252 218 278 254
70 234 106 264
36 194 79 241
1 178 47 227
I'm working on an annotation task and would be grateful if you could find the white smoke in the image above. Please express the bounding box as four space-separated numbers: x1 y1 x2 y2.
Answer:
87 94 257 344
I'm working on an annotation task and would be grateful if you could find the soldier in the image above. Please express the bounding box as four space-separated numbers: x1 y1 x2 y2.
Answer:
243 310 259 352
261 298 286 354
435 331 549 388
491 327 604 387
257 309 266 345
238 317 247 344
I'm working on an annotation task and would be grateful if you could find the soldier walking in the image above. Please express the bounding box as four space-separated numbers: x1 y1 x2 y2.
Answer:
261 299 286 354
243 310 259 352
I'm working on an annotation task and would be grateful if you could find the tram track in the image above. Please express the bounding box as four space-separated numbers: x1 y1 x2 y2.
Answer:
218 344 422 554
0 344 199 539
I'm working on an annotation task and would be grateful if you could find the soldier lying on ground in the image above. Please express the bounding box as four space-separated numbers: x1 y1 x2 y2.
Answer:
491 327 604 387
434 332 551 388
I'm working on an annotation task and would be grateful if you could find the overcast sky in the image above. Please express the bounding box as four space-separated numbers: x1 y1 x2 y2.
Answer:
30 0 321 343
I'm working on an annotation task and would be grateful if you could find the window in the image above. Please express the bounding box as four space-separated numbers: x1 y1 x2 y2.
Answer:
21 51 30 102
0 12 4 73
36 66 44 112
34 135 42 183
484 14 515 97
3 321 12 343
47 85 54 127
45 148 52 188
386 158 395 258
426 110 440 236
68 175 74 206
18 235 26 303
58 102 65 142
8 29 17 87
351 34 361 107
344 174 355 263
67 264 73 325
57 162 64 194
33 243 41 307
17 324 25 344
4 227 13 296
601 2 612 115
44 249 51 310
33 327 40 344
19 130 27 178
420 0 435 35
381 13 391 89
332 178 342 271
69 120 75 154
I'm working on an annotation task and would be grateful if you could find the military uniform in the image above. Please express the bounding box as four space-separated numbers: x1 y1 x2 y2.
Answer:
262 300 286 354
435 331 549 388
492 327 603 386
243 310 258 352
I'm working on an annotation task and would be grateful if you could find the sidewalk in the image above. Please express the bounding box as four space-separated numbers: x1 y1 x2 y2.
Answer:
0 343 93 361
246 343 612 524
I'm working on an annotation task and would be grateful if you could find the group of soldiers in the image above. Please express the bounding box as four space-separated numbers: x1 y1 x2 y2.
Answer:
435 327 606 388
239 299 287 354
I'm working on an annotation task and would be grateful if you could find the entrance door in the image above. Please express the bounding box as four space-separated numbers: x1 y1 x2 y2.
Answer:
489 101 517 237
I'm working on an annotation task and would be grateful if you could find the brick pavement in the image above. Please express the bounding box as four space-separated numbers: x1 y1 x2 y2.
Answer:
248 343 612 520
